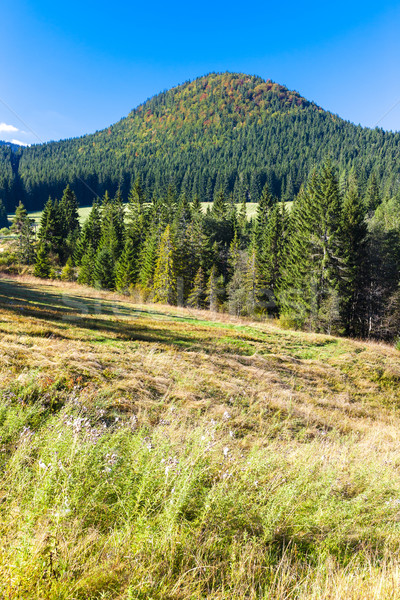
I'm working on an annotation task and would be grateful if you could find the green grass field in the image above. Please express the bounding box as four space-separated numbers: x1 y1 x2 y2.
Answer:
1 275 399 599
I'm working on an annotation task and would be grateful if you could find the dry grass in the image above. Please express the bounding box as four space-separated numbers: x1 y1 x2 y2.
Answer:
1 274 400 598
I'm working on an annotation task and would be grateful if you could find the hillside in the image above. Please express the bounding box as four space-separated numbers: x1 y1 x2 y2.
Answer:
1 72 400 211
1 274 400 598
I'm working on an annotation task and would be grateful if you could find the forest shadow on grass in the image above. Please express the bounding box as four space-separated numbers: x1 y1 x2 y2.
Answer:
0 279 207 349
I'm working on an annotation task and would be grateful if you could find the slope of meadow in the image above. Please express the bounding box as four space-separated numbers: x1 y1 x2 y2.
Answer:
1 275 400 599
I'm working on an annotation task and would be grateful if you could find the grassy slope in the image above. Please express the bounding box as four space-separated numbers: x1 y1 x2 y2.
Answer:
1 276 400 598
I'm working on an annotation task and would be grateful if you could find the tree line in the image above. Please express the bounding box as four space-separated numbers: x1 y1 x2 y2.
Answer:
8 162 400 342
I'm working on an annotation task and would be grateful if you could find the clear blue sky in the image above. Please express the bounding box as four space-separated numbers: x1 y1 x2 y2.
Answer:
1 0 400 145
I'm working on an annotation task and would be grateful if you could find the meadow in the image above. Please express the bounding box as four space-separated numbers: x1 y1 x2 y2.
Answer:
1 275 400 598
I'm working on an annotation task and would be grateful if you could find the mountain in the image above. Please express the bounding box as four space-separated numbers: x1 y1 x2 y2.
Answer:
1 72 400 211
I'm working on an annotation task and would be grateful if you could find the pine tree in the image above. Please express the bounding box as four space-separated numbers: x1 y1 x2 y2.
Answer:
11 201 35 265
259 203 287 292
138 226 158 289
11 201 28 234
226 251 248 316
94 246 115 289
212 189 227 220
257 183 274 232
77 245 96 285
245 248 258 315
365 172 381 213
59 185 80 237
38 197 63 261
279 163 342 331
99 190 125 261
34 242 51 278
237 197 247 235
205 265 223 311
228 229 240 276
187 266 206 308
191 195 202 218
339 181 368 336
60 257 75 281
58 185 81 262
115 237 138 292
152 224 176 304
75 200 102 264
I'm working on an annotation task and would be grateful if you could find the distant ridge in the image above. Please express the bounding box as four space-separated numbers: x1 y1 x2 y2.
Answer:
0 72 399 210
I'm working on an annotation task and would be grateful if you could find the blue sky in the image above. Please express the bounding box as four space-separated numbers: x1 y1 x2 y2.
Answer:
1 0 400 145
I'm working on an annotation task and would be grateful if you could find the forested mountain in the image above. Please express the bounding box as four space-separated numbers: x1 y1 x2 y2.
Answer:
0 72 399 211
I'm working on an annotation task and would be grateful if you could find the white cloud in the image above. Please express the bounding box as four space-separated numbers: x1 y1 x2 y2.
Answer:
0 122 19 134
10 139 29 147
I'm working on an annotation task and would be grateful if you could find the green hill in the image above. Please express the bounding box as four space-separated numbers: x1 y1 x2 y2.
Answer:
1 72 399 211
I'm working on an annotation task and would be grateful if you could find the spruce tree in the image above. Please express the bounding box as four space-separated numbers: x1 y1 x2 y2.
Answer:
212 189 227 220
279 163 342 331
115 237 138 292
191 195 202 218
365 172 381 213
75 200 102 264
38 197 63 261
206 265 224 311
99 190 125 261
77 245 96 285
34 242 51 278
60 257 75 281
59 185 80 238
11 201 28 234
94 246 115 289
152 224 176 304
257 183 274 232
187 266 206 309
138 226 158 290
339 181 368 336
11 201 35 265
245 248 258 315
228 230 240 276
259 203 287 293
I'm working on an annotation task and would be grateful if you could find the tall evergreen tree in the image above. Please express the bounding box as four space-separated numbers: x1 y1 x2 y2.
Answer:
138 225 158 290
75 200 102 265
212 189 228 220
38 197 63 261
187 266 206 309
365 172 381 213
59 185 80 237
206 265 224 311
11 201 35 264
115 237 138 292
34 242 51 278
99 190 125 261
152 224 176 304
94 246 115 289
338 181 368 336
77 244 96 286
280 163 342 331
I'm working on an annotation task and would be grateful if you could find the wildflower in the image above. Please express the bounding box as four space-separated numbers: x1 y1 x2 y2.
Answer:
223 446 229 458
223 411 231 420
